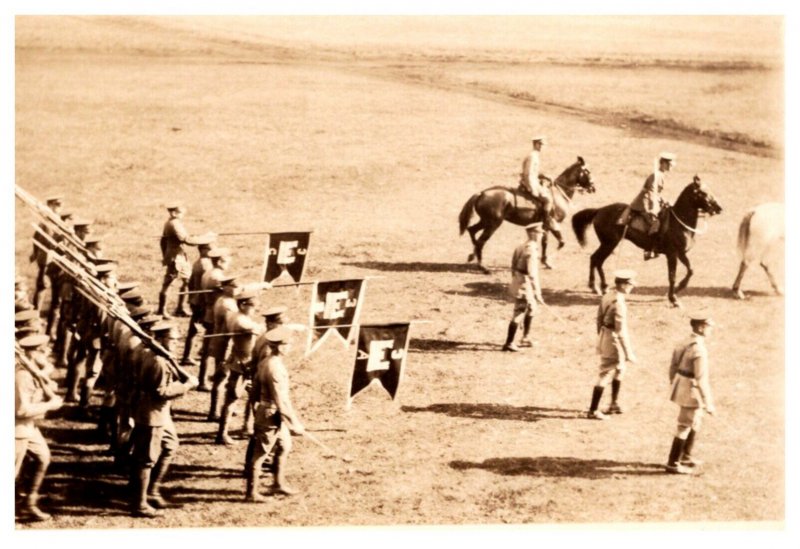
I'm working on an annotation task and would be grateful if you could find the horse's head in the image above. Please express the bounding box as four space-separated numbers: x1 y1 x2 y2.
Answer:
686 175 723 216
570 156 596 194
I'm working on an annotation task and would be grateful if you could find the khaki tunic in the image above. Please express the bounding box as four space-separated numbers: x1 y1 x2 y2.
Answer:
630 170 666 215
596 290 633 362
188 256 213 307
520 150 544 196
509 240 541 302
669 334 713 409
133 351 190 427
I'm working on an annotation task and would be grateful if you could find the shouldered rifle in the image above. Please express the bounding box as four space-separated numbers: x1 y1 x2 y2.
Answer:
32 226 97 276
15 343 59 396
16 185 90 254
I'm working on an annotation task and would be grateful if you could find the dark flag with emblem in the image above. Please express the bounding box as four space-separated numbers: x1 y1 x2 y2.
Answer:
261 232 311 284
349 323 411 402
307 278 366 354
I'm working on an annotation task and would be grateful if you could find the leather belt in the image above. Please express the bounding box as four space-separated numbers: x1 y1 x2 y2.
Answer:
677 369 694 378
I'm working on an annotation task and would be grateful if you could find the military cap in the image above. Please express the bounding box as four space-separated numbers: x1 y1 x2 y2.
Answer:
151 321 178 336
84 236 103 246
659 152 676 162
525 221 545 232
689 311 715 327
129 306 151 320
16 323 41 336
613 269 637 284
220 273 238 285
166 204 185 212
208 247 231 259
60 212 74 221
531 135 546 143
19 334 50 349
15 310 40 324
94 263 117 275
236 288 258 303
139 314 162 327
186 232 217 247
120 289 143 302
72 219 93 228
262 305 288 320
46 195 63 205
265 326 293 344
117 280 140 293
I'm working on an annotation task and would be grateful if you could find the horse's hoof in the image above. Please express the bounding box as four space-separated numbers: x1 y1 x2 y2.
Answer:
732 288 746 300
542 261 554 270
467 254 475 263
591 286 602 296
478 265 491 275
670 300 682 309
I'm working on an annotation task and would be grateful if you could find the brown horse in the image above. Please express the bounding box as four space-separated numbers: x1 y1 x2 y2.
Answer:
458 157 595 273
572 177 723 307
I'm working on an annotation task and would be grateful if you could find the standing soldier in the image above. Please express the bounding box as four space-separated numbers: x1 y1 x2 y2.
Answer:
629 152 675 260
503 222 545 352
158 205 195 318
16 334 63 522
181 233 217 367
246 326 305 501
29 195 63 310
129 322 198 518
520 136 564 247
217 289 265 445
206 274 240 421
665 313 716 474
197 247 231 390
587 270 638 419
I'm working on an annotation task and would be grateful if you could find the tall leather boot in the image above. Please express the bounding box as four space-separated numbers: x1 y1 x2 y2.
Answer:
181 322 197 366
207 370 221 421
680 429 701 467
502 321 520 352
244 464 266 502
174 288 189 317
665 437 691 474
520 314 533 347
272 450 297 495
156 292 168 318
606 379 623 414
243 437 255 478
21 460 51 522
147 455 173 509
131 467 162 518
216 403 235 445
197 344 211 391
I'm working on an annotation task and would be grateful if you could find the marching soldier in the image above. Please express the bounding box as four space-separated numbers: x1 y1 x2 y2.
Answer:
246 326 305 501
129 322 198 518
503 222 545 352
587 270 638 419
158 205 196 318
520 136 564 247
630 152 675 260
666 313 716 474
217 289 265 445
16 334 63 522
206 274 239 421
181 233 217 367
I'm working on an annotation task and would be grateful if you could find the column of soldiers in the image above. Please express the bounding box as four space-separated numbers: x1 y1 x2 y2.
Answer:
16 196 307 522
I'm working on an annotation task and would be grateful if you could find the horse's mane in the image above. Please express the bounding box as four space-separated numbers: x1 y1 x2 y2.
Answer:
672 181 698 210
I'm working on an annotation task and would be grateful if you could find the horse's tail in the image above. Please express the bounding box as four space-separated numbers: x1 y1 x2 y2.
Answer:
459 193 481 235
737 209 755 261
572 208 598 247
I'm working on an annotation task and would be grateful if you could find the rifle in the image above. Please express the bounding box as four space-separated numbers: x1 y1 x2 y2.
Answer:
16 185 89 254
15 343 59 397
32 225 97 275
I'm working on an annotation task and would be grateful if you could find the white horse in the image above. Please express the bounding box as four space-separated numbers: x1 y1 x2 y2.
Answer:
732 202 784 299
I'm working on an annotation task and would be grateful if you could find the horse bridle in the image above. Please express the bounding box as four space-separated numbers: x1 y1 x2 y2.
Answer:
553 166 591 204
670 208 709 235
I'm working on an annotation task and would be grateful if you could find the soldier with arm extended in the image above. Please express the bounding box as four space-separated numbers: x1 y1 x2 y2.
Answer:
665 314 716 474
587 270 638 419
503 222 545 352
246 326 305 501
157 205 196 318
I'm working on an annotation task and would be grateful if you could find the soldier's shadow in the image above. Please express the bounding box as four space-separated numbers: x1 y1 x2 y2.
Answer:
409 338 500 353
450 456 665 478
444 285 599 307
401 402 584 422
343 260 484 274
36 457 131 517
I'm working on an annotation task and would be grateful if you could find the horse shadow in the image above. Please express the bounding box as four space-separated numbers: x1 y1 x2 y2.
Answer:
342 260 485 274
401 402 585 422
633 285 744 299
444 284 600 307
449 456 665 478
443 281 508 301
409 338 500 353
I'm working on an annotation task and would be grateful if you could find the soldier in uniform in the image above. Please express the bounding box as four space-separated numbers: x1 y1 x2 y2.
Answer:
630 152 675 260
206 274 240 421
246 326 305 501
129 321 198 518
665 314 716 474
197 248 232 390
15 334 63 522
503 222 545 352
158 205 196 318
587 270 638 419
520 136 564 247
217 289 265 445
181 233 217 367
15 276 34 312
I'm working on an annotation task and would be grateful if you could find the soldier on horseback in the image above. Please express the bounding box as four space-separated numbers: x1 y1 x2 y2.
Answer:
520 136 564 247
629 152 675 260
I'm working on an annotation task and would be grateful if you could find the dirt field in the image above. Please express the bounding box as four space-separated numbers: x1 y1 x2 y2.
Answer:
14 16 785 529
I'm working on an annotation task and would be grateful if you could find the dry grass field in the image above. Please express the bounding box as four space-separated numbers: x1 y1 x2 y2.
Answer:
13 16 785 529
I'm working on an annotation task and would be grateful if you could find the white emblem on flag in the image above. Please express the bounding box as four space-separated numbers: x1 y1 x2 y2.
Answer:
366 340 395 372
323 290 349 319
277 240 299 265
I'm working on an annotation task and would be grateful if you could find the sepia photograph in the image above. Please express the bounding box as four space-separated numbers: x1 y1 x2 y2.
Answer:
8 6 796 541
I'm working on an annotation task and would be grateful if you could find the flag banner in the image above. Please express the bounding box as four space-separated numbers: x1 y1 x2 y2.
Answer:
307 278 366 354
262 232 311 284
349 323 411 402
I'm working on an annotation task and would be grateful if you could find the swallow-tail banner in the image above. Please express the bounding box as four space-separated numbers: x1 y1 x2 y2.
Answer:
306 278 366 354
262 232 311 284
349 322 411 403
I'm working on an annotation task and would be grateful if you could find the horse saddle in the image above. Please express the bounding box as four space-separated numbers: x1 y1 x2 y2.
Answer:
513 184 552 211
617 207 669 236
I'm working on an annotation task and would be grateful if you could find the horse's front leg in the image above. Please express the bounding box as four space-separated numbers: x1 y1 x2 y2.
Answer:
666 253 680 307
541 232 553 269
675 250 694 293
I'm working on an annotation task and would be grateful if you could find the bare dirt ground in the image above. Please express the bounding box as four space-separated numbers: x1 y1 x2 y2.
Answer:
13 16 784 529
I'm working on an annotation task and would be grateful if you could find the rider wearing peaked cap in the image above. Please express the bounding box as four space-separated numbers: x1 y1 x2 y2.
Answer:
630 152 676 260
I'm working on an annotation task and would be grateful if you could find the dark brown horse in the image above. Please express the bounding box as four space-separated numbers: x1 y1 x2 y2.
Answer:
458 157 595 273
572 177 723 306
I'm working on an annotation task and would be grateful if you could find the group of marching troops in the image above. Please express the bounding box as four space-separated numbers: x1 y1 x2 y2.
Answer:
15 194 305 522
